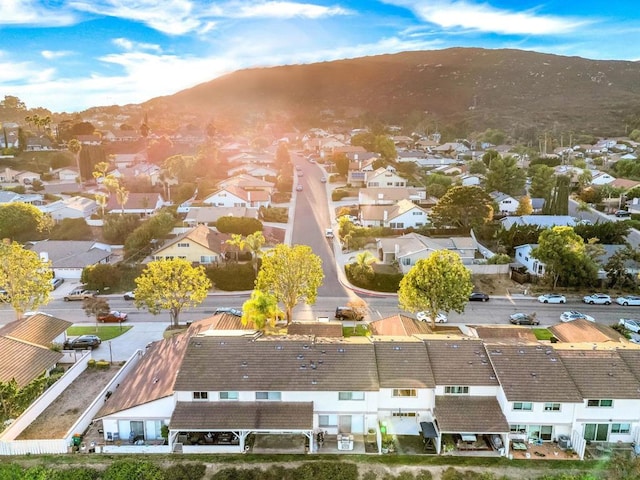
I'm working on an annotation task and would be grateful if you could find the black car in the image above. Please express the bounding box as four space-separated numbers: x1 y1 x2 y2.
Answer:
509 313 539 325
335 306 364 321
615 210 631 217
64 335 102 350
469 292 489 302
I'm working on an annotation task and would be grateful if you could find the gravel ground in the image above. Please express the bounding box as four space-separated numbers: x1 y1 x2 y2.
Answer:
17 365 120 440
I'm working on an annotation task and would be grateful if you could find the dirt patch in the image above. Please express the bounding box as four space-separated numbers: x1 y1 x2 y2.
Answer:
17 365 121 440
473 274 527 296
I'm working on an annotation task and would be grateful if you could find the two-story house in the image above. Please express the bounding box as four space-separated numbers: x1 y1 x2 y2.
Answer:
365 168 407 188
490 191 520 215
360 200 429 229
151 225 230 265
203 186 270 209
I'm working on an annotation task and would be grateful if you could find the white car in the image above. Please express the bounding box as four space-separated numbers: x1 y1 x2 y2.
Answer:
619 318 640 333
416 311 448 323
538 294 566 304
583 293 612 305
616 295 640 306
560 311 595 323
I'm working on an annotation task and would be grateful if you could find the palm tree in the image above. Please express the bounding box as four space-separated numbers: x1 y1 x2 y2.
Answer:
67 139 83 188
244 231 266 274
115 184 129 215
225 234 246 262
576 200 591 220
350 251 376 284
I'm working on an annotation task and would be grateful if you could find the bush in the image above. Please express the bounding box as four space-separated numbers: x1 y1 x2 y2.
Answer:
260 206 288 223
216 216 263 236
206 263 256 291
95 360 110 369
332 189 350 201
87 359 96 368
163 463 207 480
49 218 93 240
346 264 403 292
102 214 140 243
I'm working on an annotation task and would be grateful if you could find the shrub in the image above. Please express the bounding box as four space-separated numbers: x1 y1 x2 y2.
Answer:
49 218 93 240
216 216 263 236
95 360 110 370
332 189 350 201
163 463 206 480
260 206 288 223
206 263 256 291
346 264 403 292
87 359 96 368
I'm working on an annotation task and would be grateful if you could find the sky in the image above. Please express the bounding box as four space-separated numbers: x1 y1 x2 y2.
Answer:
1 0 639 113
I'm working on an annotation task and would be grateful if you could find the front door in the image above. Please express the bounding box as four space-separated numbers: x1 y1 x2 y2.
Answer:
339 415 352 434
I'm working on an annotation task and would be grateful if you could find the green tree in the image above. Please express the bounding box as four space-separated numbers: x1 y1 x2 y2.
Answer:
531 226 598 289
244 231 266 273
332 153 350 177
374 135 397 162
49 218 92 240
528 164 556 199
468 160 487 175
398 251 473 328
275 142 291 169
481 149 500 167
577 169 593 190
82 297 110 330
216 216 263 236
255 244 324 324
574 221 630 245
134 258 211 327
241 290 282 331
515 195 533 216
484 156 526 196
348 251 376 284
604 247 639 289
102 214 140 244
0 241 52 319
0 202 51 242
543 175 570 215
430 186 494 230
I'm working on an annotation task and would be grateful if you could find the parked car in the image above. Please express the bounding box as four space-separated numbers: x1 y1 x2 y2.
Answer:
50 278 64 290
296 184 303 191
560 311 595 323
64 335 101 350
616 295 640 306
64 288 98 301
320 177 327 183
469 292 490 302
619 318 640 333
615 210 631 217
416 311 448 323
509 313 539 325
97 310 128 323
538 293 566 304
583 293 612 305
325 228 334 238
335 306 364 321
123 291 136 300
214 307 243 316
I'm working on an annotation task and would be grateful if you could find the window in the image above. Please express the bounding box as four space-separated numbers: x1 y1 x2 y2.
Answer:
392 412 417 417
444 386 469 395
338 391 365 401
510 424 526 433
587 399 613 407
219 391 238 400
255 391 281 401
413 211 422 215
319 415 337 427
544 403 561 411
177 242 189 247
611 423 630 434
392 389 417 397
193 391 208 400
201 255 216 264
390 222 404 229
513 402 533 411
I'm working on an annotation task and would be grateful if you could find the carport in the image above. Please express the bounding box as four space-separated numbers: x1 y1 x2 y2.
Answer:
169 401 314 454
434 396 510 455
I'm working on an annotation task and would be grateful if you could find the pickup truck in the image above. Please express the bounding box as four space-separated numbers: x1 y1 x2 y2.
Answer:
64 288 98 301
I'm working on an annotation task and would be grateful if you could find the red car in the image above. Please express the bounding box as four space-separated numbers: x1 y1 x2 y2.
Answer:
97 311 128 323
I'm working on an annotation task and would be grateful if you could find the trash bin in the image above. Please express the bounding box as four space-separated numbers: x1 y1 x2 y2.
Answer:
72 434 82 447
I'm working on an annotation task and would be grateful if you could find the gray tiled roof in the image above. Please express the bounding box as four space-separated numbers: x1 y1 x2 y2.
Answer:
287 322 344 337
0 313 71 347
425 339 499 386
0 337 62 387
170 401 313 430
549 320 627 343
369 315 433 336
435 396 509 433
173 335 379 392
373 339 435 388
487 345 583 403
617 350 640 383
557 350 640 399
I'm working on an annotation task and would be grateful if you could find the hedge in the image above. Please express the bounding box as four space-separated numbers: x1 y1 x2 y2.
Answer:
206 263 256 291
346 264 403 292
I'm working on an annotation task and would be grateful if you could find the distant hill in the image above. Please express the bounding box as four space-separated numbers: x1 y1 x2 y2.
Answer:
144 48 640 137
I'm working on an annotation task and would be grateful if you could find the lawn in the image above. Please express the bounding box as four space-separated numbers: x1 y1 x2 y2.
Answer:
343 324 370 337
66 325 132 340
532 328 554 341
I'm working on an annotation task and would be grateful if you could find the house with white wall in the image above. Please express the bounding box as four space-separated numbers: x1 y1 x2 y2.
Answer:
490 191 520 215
203 186 270 208
27 240 112 280
360 199 429 229
358 187 426 206
365 168 407 188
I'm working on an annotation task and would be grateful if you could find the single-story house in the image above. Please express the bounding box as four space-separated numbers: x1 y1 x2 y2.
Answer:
105 192 165 216
358 187 426 206
39 196 98 221
28 240 112 279
203 186 270 209
150 224 230 265
490 191 520 215
501 215 577 230
184 206 259 226
360 199 429 229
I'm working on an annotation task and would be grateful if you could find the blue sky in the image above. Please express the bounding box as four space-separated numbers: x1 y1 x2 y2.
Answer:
1 0 638 113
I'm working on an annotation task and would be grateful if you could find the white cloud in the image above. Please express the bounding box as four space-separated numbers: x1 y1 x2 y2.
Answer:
112 38 162 52
69 0 201 35
385 0 588 35
230 1 351 19
0 0 76 26
41 50 73 60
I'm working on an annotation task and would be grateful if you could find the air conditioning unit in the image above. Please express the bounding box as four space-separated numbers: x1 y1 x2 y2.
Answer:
558 435 571 450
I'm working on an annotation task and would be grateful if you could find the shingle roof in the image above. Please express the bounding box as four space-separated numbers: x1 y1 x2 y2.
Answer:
473 326 537 343
617 350 640 383
369 315 434 336
170 401 313 430
549 320 627 343
28 241 111 269
106 192 162 210
425 339 499 386
435 396 509 433
287 322 343 337
0 314 72 347
487 345 582 403
173 335 379 392
0 337 62 387
157 225 230 255
557 350 640 399
373 339 434 388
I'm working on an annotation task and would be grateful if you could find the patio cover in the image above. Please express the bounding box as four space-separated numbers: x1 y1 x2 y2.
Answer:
170 401 313 431
420 422 437 438
435 396 509 434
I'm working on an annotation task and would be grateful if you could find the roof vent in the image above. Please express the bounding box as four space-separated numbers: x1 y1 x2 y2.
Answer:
310 362 317 370
608 372 614 377
468 361 473 365
242 374 249 379
531 372 537 377
303 344 310 350
321 350 326 354
452 344 459 348
219 341 226 346
152 377 159 384
393 346 401 351
337 348 346 353
275 345 283 350
297 354 304 360
518 349 525 354
318 359 324 365
550 358 557 362
241 361 248 367
481 359 488 364
311 379 318 385
545 350 552 355
300 364 307 369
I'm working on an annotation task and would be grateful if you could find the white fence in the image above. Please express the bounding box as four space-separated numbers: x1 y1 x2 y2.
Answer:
63 349 145 448
570 430 587 460
1 351 91 442
466 264 510 275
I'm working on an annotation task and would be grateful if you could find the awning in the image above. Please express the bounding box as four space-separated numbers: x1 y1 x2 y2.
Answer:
435 396 509 434
419 421 438 439
170 401 313 431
